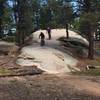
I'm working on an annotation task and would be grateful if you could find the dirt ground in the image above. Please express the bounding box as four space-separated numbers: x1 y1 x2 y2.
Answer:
0 73 100 100
0 31 100 100
0 54 99 100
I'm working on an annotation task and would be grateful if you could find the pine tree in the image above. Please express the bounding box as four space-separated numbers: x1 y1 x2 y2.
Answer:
0 0 6 38
77 0 99 59
16 0 33 46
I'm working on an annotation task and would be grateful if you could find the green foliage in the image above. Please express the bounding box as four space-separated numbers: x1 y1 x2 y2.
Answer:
72 69 100 76
0 68 14 75
1 0 99 46
31 0 40 13
38 0 74 29
50 0 74 28
0 0 5 38
40 6 52 29
2 36 15 42
76 46 85 58
72 19 80 31
2 3 12 25
79 13 98 38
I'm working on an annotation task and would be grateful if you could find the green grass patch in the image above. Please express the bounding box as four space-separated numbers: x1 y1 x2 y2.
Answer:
0 68 14 76
72 69 100 76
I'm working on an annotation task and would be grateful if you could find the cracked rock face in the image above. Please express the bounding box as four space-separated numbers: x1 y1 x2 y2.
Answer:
16 29 83 74
16 46 79 74
16 58 40 67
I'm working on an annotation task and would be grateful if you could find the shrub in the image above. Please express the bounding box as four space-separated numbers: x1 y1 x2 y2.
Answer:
2 36 15 42
76 47 84 58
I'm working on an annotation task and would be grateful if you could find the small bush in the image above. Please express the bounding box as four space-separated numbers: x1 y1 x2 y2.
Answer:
58 36 66 41
2 36 15 42
76 47 84 57
72 69 100 76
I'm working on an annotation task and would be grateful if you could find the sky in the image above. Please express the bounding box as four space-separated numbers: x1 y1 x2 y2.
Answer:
7 0 13 7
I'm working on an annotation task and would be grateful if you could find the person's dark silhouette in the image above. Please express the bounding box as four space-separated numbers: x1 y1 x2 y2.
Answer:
39 32 45 46
66 23 69 38
47 27 51 40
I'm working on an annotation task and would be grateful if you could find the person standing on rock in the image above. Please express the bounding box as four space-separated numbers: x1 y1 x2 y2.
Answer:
46 27 51 40
66 23 69 38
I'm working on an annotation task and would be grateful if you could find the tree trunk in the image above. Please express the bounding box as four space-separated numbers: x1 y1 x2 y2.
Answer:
88 32 94 59
16 0 33 46
13 0 18 24
0 1 5 38
66 31 69 38
22 31 25 44
0 18 3 38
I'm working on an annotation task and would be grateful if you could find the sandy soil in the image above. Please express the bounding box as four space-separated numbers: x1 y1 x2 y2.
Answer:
0 74 100 100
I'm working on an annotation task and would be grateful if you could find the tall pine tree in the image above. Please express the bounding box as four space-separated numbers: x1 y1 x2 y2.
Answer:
16 0 33 46
0 0 6 38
